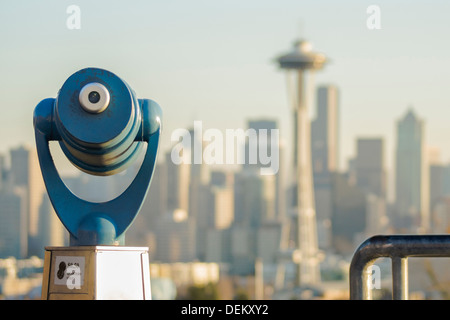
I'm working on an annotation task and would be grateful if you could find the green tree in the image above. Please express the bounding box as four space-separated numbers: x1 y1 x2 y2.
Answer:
233 287 249 300
185 282 219 300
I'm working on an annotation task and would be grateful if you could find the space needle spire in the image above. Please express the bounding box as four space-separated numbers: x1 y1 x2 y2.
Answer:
277 39 327 286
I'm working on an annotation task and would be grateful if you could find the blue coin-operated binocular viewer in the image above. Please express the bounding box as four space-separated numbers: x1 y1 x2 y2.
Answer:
36 68 161 300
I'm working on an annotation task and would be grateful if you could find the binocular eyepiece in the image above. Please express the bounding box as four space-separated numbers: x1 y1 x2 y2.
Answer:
35 68 161 176
79 82 110 113
55 68 146 176
34 68 162 245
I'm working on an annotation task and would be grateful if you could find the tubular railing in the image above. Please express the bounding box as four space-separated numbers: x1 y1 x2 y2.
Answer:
349 234 450 300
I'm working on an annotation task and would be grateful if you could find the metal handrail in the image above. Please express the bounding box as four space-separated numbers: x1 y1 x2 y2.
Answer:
349 234 450 300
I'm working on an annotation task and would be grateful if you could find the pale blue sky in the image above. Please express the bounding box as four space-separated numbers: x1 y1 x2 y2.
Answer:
1 0 450 174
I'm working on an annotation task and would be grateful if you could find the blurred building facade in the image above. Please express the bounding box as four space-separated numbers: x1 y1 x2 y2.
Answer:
395 109 430 232
0 145 64 259
2 94 450 300
311 85 339 251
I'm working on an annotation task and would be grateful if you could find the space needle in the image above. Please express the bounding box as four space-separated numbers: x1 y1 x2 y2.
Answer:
276 39 327 287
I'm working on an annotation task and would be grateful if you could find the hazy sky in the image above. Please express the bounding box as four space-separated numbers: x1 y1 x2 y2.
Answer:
2 0 450 175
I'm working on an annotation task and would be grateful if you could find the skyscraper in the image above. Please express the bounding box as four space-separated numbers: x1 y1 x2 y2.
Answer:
9 146 46 256
330 173 367 254
166 149 191 215
204 173 234 263
244 119 278 173
0 154 7 189
429 164 444 207
351 138 389 240
355 138 386 198
395 108 429 232
243 119 281 222
428 147 445 218
311 85 339 250
0 188 27 258
209 184 234 230
312 85 339 175
276 39 326 286
154 208 196 263
37 193 65 252
139 162 168 231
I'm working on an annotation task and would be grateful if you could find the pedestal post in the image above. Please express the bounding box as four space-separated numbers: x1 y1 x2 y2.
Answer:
41 246 151 300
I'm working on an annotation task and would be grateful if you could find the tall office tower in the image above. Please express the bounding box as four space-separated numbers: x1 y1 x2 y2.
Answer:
139 162 168 230
125 161 167 247
330 173 367 254
244 119 278 172
244 119 285 221
0 188 27 258
188 126 210 216
232 169 282 274
151 148 196 262
243 119 278 223
234 171 277 228
276 39 326 286
185 126 212 261
355 138 386 197
312 85 339 174
443 165 450 196
0 154 7 189
354 138 389 239
204 173 234 263
209 185 234 230
154 208 196 263
395 109 429 232
37 193 65 252
365 194 388 236
9 146 46 256
428 147 444 217
429 164 444 231
311 85 339 250
165 148 191 215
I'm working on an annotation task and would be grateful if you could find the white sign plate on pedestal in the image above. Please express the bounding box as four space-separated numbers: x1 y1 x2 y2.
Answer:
53 256 85 287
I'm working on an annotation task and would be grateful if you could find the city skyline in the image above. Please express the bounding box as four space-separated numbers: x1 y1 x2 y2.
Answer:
1 102 450 298
2 1 450 174
0 101 445 250
3 1 450 300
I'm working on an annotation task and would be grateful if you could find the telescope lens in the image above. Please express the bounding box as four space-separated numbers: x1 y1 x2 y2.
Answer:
56 68 149 176
88 91 101 104
79 82 110 114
